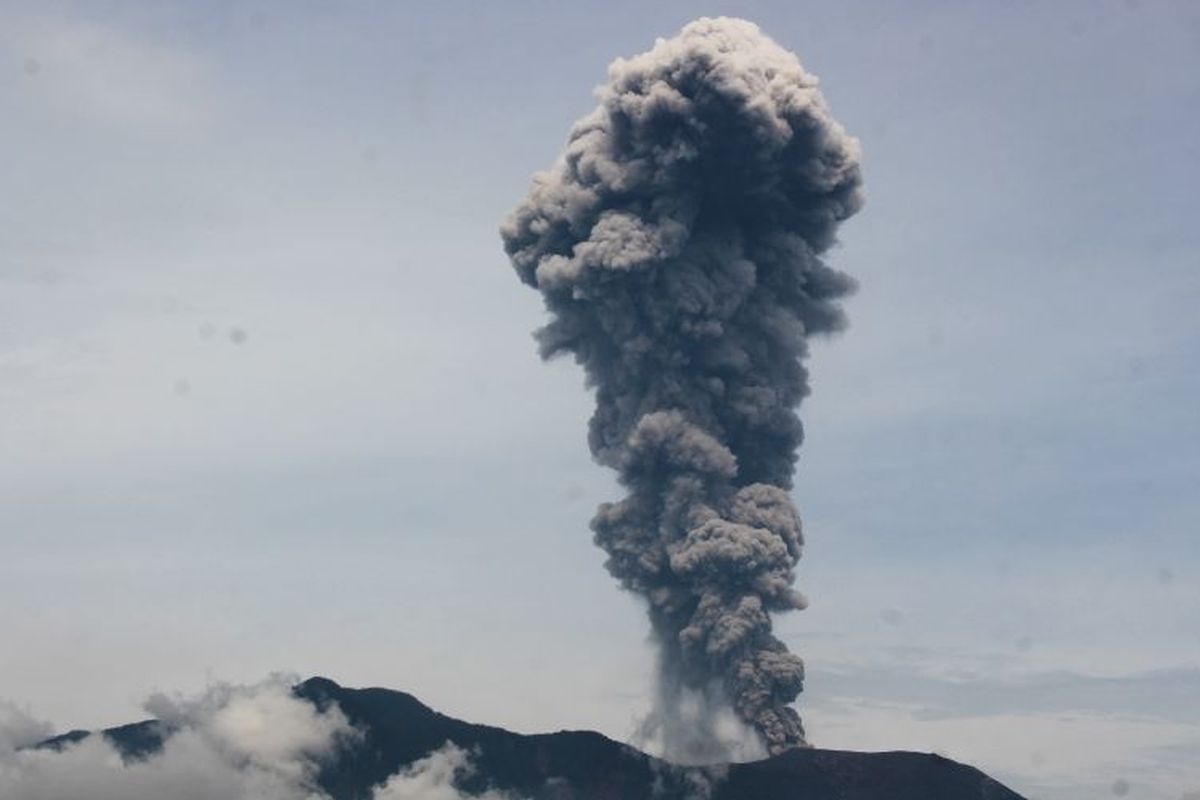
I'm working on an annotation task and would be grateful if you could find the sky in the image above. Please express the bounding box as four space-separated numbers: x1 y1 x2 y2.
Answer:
1 1 1198 799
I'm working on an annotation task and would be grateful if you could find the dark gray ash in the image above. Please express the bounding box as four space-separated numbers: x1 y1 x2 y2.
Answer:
503 17 863 759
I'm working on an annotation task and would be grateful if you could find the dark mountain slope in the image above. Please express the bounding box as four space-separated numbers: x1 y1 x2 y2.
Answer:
39 677 1027 800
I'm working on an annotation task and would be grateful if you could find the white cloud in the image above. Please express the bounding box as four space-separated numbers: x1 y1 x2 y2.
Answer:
0 704 52 753
0 677 350 800
806 692 1200 800
371 744 520 800
0 678 528 800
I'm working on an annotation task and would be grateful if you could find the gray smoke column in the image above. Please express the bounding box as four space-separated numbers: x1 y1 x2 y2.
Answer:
501 17 863 758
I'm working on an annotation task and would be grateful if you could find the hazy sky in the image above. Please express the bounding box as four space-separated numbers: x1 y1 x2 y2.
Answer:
2 2 1198 799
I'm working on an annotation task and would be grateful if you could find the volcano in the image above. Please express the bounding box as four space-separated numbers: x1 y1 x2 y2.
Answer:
38 677 1026 800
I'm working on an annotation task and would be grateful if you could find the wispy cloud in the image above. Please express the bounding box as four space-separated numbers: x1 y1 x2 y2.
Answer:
805 661 1200 800
812 662 1200 723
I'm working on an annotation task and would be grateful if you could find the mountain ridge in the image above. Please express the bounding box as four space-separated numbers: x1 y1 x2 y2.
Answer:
38 676 1027 800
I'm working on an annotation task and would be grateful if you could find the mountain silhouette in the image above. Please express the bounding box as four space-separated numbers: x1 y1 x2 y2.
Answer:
39 677 1027 799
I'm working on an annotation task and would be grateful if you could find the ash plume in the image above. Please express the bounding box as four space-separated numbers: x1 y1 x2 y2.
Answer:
502 17 863 758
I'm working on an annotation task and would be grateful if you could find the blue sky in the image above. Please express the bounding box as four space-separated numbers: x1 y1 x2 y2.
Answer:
1 2 1198 799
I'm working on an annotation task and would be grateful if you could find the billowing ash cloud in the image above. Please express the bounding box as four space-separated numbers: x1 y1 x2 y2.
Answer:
501 17 863 758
